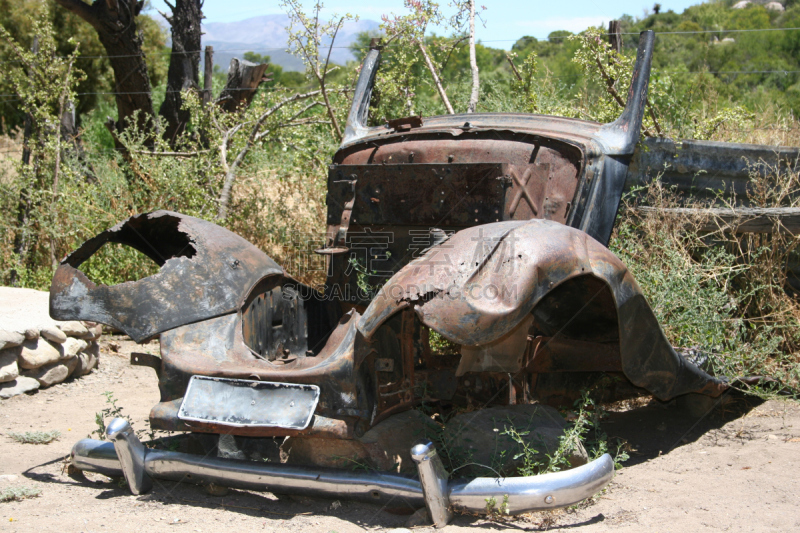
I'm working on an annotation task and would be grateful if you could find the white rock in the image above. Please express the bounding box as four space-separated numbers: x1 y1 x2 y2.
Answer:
57 321 89 338
24 328 39 340
25 356 77 387
0 474 19 482
0 329 24 351
18 338 63 369
766 1 784 11
732 0 750 8
74 346 98 376
0 376 40 399
0 287 65 339
0 347 20 383
62 337 88 358
41 325 67 344
83 324 103 341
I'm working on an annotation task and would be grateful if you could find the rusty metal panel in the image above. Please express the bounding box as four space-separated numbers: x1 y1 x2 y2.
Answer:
329 163 507 226
525 337 622 373
626 137 800 205
178 376 320 430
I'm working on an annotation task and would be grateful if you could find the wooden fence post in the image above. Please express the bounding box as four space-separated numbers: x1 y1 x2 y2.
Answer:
203 45 214 107
608 20 622 53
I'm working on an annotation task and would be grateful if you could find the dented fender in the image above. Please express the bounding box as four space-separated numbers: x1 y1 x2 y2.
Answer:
358 219 727 401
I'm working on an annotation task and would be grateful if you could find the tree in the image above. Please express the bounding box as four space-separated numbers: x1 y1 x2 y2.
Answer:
54 0 156 137
158 0 203 143
0 12 85 283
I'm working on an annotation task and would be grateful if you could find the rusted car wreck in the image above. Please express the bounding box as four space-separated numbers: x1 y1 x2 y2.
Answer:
53 30 726 526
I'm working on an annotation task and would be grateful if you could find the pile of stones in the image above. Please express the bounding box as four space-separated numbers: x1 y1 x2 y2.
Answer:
0 287 100 399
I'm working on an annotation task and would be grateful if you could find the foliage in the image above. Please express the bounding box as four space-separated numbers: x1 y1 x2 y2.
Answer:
508 50 539 113
6 430 61 444
281 0 357 142
428 329 459 355
501 392 629 477
0 0 167 133
0 486 41 503
612 172 800 395
0 8 86 284
92 391 134 440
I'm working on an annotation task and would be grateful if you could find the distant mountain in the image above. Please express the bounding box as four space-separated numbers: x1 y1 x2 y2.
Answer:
201 14 380 72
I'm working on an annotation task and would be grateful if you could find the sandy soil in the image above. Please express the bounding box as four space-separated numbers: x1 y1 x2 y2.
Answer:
1 336 799 532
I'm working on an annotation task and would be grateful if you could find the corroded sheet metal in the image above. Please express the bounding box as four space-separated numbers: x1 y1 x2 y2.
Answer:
358 219 727 401
329 163 507 227
49 211 284 342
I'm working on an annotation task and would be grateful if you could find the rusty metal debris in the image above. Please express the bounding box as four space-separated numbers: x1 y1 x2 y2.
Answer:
52 30 727 524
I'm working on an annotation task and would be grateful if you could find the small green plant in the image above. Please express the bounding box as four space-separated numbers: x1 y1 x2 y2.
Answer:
7 430 61 445
498 424 546 476
92 391 133 440
499 494 510 515
484 495 497 514
484 494 510 518
0 486 41 502
347 252 391 300
500 391 629 477
573 393 630 469
92 391 163 444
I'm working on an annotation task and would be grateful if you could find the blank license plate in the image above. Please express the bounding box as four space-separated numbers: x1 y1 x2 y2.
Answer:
178 376 320 430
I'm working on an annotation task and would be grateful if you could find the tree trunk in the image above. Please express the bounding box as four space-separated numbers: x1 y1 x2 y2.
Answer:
466 0 480 114
159 0 203 143
54 0 155 139
216 58 269 113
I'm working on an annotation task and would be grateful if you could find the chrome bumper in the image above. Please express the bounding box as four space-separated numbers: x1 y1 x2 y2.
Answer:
72 418 614 527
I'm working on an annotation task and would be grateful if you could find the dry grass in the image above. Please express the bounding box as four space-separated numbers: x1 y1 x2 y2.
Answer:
716 105 800 147
229 168 327 287
615 150 800 393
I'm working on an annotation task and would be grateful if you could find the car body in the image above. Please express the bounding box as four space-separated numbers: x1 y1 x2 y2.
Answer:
53 30 725 523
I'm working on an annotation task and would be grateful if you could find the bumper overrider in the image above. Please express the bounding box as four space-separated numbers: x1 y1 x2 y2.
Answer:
72 418 614 527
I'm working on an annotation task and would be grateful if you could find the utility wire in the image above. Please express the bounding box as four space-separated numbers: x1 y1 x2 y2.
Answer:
1 25 800 63
0 68 792 105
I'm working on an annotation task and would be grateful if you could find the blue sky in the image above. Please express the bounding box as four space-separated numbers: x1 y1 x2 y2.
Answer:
147 0 705 49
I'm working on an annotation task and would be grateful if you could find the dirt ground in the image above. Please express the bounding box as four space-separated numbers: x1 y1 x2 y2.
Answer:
1 336 799 533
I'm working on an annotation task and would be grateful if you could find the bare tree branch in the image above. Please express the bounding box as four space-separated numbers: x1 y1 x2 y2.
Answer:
254 100 323 141
131 149 210 157
418 41 454 114
317 17 344 141
593 55 660 137
506 53 522 82
217 90 322 219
